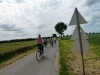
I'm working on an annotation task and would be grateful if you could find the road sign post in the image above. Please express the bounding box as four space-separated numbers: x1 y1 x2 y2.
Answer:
76 8 85 75
69 7 89 75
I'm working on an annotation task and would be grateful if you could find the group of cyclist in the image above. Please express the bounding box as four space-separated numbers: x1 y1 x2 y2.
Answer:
36 34 57 54
49 37 56 46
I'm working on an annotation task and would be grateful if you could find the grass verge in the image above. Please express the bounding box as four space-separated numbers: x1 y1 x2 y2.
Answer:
59 34 100 75
0 45 37 64
0 47 37 70
59 39 73 75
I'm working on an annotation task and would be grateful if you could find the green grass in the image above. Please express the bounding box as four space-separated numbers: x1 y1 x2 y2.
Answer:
88 34 100 45
0 40 35 55
88 34 100 56
59 33 100 75
0 40 36 64
59 39 73 75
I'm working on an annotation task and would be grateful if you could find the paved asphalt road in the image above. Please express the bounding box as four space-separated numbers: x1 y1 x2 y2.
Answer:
0 43 58 75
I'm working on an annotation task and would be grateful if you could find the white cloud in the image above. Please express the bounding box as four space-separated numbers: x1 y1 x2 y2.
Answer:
0 0 100 40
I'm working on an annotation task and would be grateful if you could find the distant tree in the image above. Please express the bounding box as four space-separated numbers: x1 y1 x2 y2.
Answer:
63 35 65 37
54 22 67 39
52 34 57 37
66 35 69 37
93 32 95 34
89 32 91 34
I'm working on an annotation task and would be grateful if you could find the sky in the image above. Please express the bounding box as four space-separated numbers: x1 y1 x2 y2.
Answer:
0 0 100 40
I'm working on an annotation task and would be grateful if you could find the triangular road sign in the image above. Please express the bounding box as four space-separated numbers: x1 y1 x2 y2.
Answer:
69 8 87 25
73 40 89 54
71 26 88 40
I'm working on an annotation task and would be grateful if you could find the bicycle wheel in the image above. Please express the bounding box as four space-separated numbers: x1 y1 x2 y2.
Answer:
51 42 53 47
36 50 40 61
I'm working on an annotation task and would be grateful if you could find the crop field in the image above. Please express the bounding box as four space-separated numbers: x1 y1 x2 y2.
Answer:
0 40 36 64
59 34 100 75
0 40 35 55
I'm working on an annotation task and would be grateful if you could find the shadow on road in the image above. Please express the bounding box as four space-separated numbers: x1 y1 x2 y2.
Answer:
45 45 57 48
39 56 49 62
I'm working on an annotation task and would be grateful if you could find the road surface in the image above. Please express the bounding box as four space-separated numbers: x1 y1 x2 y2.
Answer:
0 43 58 75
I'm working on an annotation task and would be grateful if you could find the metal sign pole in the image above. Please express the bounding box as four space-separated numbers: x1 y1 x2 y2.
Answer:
75 8 85 75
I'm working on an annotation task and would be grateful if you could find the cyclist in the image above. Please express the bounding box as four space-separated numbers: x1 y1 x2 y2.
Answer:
36 34 44 54
50 37 53 47
53 37 57 44
43 37 47 47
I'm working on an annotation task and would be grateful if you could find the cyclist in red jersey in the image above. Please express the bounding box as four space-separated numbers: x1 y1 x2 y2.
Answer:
36 34 44 54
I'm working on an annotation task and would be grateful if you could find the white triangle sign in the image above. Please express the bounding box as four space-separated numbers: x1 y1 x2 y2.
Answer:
71 26 88 40
73 40 89 54
69 8 87 25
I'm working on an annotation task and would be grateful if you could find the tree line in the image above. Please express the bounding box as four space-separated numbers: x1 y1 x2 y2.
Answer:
0 37 53 43
54 22 100 39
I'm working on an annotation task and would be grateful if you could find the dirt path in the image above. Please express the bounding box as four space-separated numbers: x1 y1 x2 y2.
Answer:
54 47 60 75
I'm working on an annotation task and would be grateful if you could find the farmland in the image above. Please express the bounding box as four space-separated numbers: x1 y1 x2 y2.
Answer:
59 34 100 75
0 40 35 55
0 40 37 66
0 33 100 74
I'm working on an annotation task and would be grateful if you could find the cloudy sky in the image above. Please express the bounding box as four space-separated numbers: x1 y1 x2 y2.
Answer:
0 0 100 40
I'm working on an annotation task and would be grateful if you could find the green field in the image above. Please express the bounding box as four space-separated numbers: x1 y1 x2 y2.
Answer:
0 33 100 74
0 40 35 55
88 34 100 56
59 34 100 75
0 40 36 64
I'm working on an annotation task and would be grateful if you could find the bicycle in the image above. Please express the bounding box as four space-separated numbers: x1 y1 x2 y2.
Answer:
50 41 53 47
44 42 47 47
54 40 56 45
36 45 44 61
